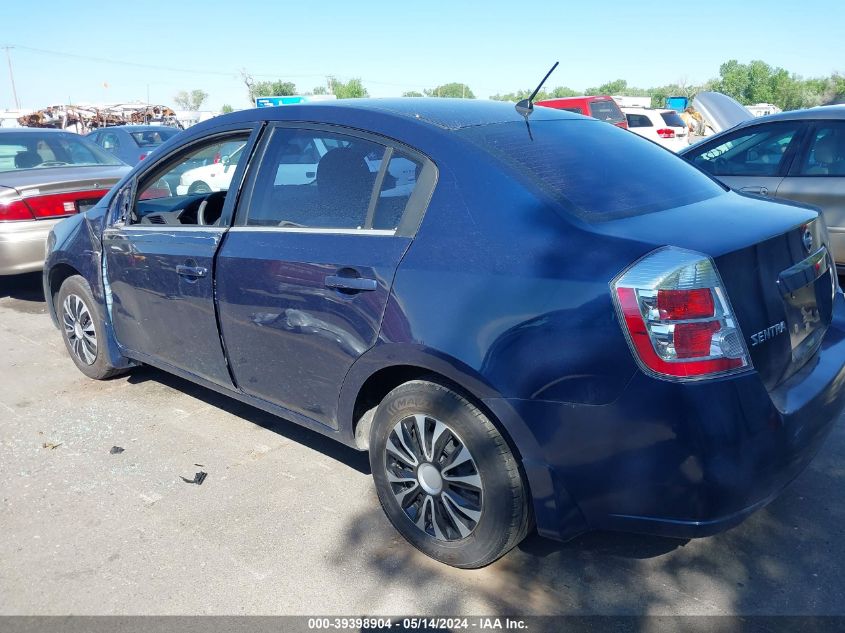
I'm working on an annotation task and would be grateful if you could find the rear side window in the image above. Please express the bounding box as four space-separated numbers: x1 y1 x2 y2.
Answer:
460 119 724 221
588 100 625 124
799 123 845 175
626 113 653 128
245 128 426 231
660 111 685 128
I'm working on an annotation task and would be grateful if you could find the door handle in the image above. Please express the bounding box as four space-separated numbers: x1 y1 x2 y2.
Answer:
325 275 377 292
176 264 208 278
740 185 769 196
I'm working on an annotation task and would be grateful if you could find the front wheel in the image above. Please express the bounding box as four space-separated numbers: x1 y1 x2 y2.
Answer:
188 181 212 195
370 379 531 568
56 275 127 380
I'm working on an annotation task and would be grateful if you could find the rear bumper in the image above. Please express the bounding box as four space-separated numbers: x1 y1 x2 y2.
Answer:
491 292 845 541
0 219 60 275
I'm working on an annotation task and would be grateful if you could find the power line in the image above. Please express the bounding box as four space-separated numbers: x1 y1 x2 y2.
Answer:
6 43 440 92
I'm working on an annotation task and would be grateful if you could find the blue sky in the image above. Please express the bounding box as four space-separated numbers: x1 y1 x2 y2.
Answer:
2 0 843 110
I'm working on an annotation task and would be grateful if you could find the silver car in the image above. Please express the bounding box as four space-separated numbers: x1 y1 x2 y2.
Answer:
680 98 845 268
0 128 130 275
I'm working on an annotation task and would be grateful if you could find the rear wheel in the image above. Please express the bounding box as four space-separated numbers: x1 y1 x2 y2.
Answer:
370 379 531 568
56 275 127 380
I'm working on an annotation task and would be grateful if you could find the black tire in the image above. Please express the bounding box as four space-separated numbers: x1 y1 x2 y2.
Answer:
370 379 531 568
56 275 127 380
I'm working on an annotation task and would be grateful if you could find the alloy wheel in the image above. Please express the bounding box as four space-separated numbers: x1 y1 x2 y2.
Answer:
384 414 483 541
62 294 97 365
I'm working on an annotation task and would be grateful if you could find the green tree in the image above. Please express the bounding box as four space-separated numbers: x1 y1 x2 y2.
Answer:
241 71 298 104
173 89 208 111
490 85 580 102
424 83 475 98
329 77 368 99
585 79 628 95
402 90 424 97
310 85 329 95
221 104 234 114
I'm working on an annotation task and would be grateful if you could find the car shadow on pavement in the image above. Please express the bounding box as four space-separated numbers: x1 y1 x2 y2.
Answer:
126 365 372 475
0 272 45 301
329 415 845 617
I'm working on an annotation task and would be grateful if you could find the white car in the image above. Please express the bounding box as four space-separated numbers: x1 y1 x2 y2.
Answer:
622 107 689 152
176 141 247 195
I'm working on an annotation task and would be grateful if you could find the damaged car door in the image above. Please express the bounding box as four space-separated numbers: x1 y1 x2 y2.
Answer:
102 127 259 386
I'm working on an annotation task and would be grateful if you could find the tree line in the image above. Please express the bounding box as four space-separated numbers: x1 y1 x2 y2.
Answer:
489 60 845 110
176 60 845 113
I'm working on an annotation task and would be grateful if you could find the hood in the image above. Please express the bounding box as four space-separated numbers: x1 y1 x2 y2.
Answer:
692 91 753 133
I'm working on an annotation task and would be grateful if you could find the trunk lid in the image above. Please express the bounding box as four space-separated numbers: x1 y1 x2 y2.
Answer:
0 165 130 197
594 191 836 389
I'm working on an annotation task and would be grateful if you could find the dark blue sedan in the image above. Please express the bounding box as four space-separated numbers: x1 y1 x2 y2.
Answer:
43 99 845 568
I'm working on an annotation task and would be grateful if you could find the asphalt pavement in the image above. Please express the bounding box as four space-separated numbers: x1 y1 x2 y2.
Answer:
1 272 844 616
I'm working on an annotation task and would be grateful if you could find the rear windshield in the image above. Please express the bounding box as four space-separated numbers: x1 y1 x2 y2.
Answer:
129 128 179 147
459 119 724 221
660 111 685 128
0 132 124 173
588 100 625 124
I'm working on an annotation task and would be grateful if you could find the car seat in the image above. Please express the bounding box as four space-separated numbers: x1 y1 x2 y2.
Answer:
808 134 845 175
14 150 42 169
315 148 375 228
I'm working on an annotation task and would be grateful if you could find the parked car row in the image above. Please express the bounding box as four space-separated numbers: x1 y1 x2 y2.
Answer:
36 98 845 569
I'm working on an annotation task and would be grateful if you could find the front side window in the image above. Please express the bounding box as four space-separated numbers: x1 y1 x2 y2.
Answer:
244 128 421 231
800 123 845 175
690 123 801 177
101 133 120 151
130 133 250 225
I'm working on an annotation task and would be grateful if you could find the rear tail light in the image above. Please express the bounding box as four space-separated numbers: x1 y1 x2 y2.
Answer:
0 190 107 222
656 128 676 139
611 247 751 380
0 198 36 221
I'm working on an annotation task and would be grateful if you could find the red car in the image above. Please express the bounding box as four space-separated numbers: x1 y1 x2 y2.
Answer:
536 95 628 129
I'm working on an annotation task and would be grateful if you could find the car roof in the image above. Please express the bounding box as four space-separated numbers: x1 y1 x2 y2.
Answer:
0 127 69 134
306 98 578 129
201 98 580 133
97 125 178 134
735 105 845 126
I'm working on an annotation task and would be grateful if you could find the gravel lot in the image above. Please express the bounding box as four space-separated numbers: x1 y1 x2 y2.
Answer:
1 272 844 616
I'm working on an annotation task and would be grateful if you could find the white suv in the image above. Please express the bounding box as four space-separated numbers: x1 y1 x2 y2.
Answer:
622 107 689 152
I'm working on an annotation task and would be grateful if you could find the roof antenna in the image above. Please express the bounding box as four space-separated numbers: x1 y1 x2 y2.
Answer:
515 61 559 118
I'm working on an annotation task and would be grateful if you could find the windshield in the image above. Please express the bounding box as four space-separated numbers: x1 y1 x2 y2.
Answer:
459 119 724 221
129 128 179 147
0 132 125 172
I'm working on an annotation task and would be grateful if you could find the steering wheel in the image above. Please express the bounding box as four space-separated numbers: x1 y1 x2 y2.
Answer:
197 199 209 226
39 160 69 167
278 220 306 228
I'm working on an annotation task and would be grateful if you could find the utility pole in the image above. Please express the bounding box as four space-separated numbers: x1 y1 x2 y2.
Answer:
3 46 20 109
